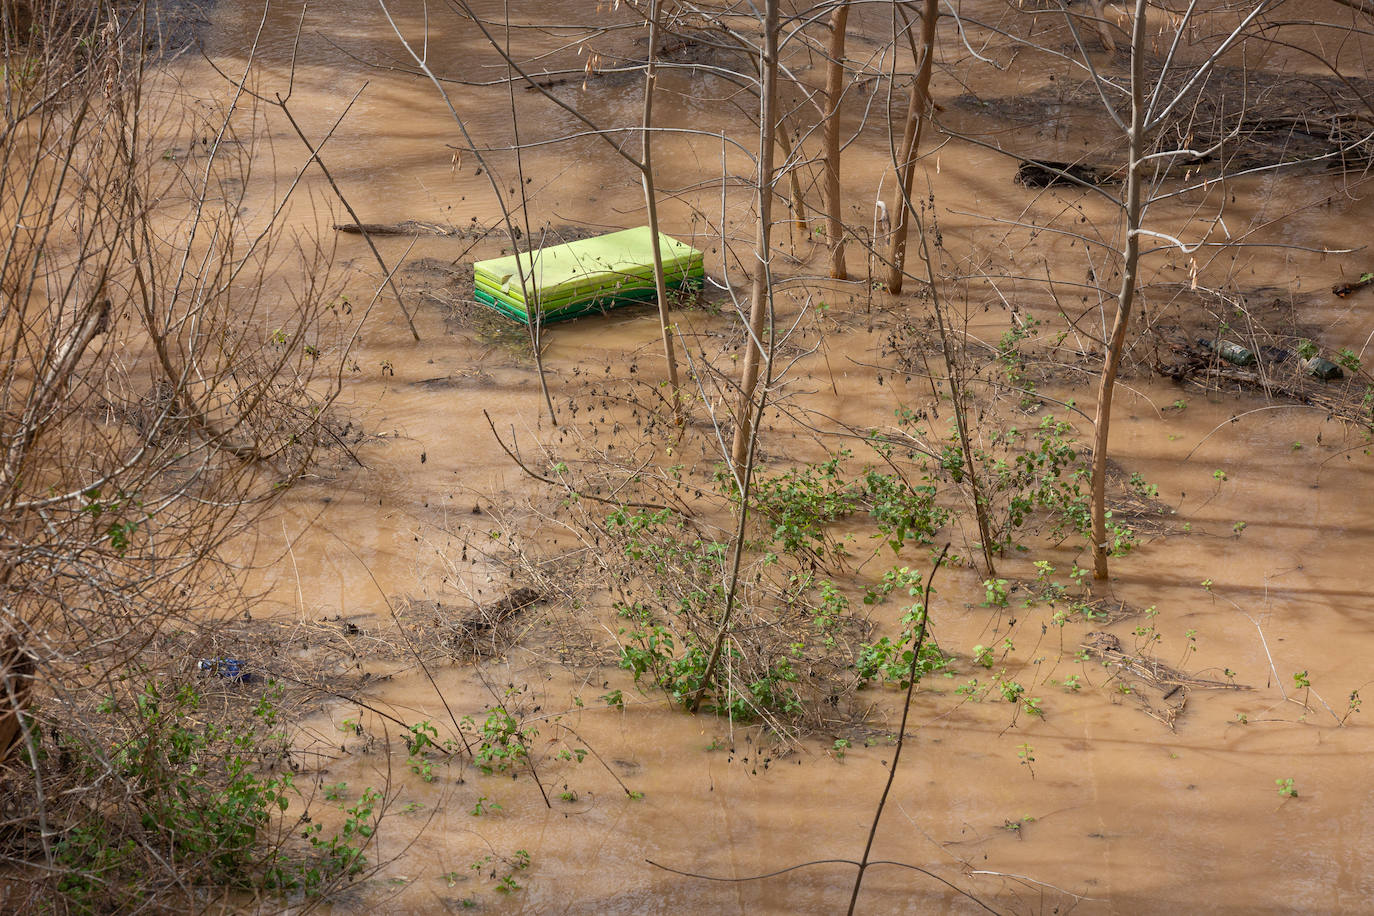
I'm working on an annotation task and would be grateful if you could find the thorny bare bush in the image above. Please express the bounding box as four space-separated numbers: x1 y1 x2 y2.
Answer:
0 3 382 910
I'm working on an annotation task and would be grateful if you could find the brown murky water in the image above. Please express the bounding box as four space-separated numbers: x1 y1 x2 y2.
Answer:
171 0 1374 911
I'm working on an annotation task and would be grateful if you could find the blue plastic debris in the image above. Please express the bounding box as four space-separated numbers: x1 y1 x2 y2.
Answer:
198 658 250 681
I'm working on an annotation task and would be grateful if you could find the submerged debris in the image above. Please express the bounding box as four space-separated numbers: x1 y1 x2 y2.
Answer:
1332 272 1373 298
1014 158 1115 188
1199 338 1257 367
407 587 545 658
1081 632 1249 730
1304 356 1344 381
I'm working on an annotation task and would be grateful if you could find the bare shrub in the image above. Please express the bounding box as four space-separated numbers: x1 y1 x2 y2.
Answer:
0 2 378 908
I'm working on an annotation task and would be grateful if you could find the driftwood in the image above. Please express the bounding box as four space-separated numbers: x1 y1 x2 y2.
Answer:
334 220 465 237
333 220 528 241
1081 631 1249 730
333 221 619 247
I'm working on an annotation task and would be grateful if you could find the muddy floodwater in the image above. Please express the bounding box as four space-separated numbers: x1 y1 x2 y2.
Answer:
171 0 1374 911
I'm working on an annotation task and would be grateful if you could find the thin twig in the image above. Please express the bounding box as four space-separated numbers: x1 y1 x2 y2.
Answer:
482 410 682 514
847 543 950 915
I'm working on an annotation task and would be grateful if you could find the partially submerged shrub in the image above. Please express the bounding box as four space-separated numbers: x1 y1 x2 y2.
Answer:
26 674 380 912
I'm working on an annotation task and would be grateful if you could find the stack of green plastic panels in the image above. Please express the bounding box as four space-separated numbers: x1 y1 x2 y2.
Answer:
473 227 704 323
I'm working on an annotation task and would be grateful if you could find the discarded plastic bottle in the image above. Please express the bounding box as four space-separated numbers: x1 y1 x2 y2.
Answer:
198 658 250 681
1304 357 1344 381
1210 339 1256 367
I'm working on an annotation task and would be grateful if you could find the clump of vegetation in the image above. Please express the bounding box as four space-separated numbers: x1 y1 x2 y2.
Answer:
32 677 382 912
0 1 367 909
579 392 1154 730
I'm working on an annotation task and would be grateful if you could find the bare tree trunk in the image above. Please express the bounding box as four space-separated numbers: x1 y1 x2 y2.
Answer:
693 0 779 712
641 0 682 413
1091 0 1147 581
775 116 809 242
1086 0 1118 52
729 0 779 469
0 635 34 764
823 0 850 279
885 0 938 294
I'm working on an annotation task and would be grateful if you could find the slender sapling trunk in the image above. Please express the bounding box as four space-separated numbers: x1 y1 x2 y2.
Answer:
641 0 682 411
1090 0 1148 580
885 0 938 294
823 0 850 279
730 0 779 468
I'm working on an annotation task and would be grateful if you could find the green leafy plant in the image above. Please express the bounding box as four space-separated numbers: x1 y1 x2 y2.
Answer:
1276 777 1297 798
407 720 440 782
737 451 855 557
861 468 949 553
983 578 1010 608
996 316 1041 407
58 679 383 906
1001 814 1036 834
473 708 533 776
811 579 850 634
955 416 1141 557
1017 743 1036 776
470 795 502 816
856 567 950 689
856 637 949 687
